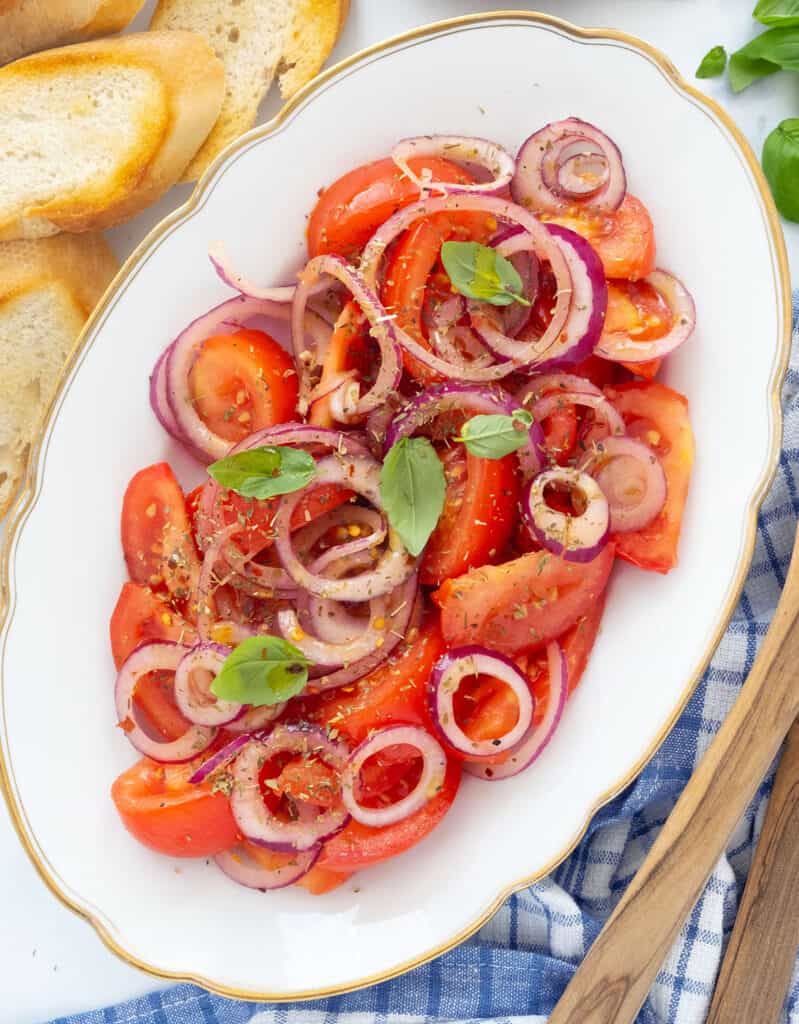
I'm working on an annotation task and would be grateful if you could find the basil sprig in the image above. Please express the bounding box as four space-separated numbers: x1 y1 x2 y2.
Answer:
763 119 799 220
728 26 799 92
754 0 799 26
379 437 446 556
441 241 531 307
207 445 316 499
211 636 310 707
456 410 534 459
696 45 727 78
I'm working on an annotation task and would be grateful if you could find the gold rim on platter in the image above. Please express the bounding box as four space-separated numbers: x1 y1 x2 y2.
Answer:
0 9 791 1004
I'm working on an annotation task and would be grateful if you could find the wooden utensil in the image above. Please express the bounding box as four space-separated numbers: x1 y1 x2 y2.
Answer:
705 716 799 1024
548 527 799 1024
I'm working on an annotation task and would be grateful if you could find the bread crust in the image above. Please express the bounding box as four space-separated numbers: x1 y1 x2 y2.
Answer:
0 0 146 65
0 31 225 239
0 233 118 516
150 0 348 181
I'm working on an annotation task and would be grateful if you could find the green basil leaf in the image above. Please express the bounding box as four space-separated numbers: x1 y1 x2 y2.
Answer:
441 241 531 307
729 27 799 91
456 410 534 459
754 0 799 26
695 44 727 78
207 445 316 499
210 635 310 707
763 119 799 221
379 436 446 556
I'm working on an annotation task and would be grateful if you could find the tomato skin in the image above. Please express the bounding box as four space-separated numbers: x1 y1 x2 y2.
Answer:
121 463 200 602
316 758 461 872
561 594 606 694
192 477 354 559
380 210 491 382
434 545 615 657
606 382 694 573
294 617 445 743
545 195 656 281
297 865 354 894
111 758 239 858
188 329 298 443
603 279 671 380
307 156 477 258
572 354 620 390
110 582 195 670
309 301 367 427
421 447 519 587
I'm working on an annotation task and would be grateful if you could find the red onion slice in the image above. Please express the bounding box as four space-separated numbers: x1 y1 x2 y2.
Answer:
307 572 418 693
428 646 534 757
543 138 609 198
501 250 538 338
595 269 696 363
189 733 252 784
273 453 415 602
278 560 391 669
359 195 573 381
215 843 319 891
471 225 607 370
195 424 369 595
578 436 667 533
208 241 297 304
149 343 182 441
530 390 626 438
174 642 241 727
466 642 568 780
231 725 349 851
291 254 402 418
291 506 386 564
225 702 287 734
385 382 544 479
229 423 371 459
512 118 626 214
161 295 329 463
391 135 515 195
516 372 602 406
115 641 216 763
341 725 447 827
524 467 610 562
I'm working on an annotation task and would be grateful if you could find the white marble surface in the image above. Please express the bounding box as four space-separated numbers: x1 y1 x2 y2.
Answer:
1 2 797 1021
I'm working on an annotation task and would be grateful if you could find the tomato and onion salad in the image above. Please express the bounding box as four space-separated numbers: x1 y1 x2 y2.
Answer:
112 119 696 894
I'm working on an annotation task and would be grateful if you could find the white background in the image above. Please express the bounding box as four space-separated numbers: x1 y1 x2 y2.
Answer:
2 2 798 1021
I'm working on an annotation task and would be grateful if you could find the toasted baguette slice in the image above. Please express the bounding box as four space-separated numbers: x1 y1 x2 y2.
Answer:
150 0 349 181
0 31 225 240
0 233 118 516
0 0 147 65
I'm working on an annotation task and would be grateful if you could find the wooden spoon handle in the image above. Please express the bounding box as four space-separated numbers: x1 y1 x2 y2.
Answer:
706 716 799 1024
548 532 799 1024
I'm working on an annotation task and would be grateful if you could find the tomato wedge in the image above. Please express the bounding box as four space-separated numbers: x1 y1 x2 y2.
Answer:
188 329 298 444
132 670 192 742
316 758 461 872
308 300 369 428
434 545 615 656
603 279 671 380
193 477 354 558
121 463 201 603
295 617 445 743
421 445 519 587
307 156 479 259
111 758 238 858
380 209 491 382
110 582 195 670
544 194 656 281
606 382 694 573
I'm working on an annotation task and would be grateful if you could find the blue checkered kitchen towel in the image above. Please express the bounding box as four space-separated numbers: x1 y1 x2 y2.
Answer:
49 297 799 1024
